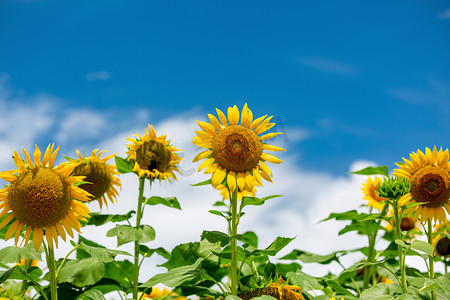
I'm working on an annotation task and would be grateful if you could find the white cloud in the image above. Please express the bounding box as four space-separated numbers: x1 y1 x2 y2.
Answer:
86 71 111 81
437 9 450 20
301 57 359 75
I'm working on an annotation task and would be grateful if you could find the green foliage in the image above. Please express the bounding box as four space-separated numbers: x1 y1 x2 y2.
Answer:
114 156 133 174
144 196 181 210
106 224 156 247
349 166 389 176
86 211 135 226
0 243 42 264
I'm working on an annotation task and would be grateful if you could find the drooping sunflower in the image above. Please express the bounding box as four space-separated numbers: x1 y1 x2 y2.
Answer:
432 221 450 257
361 177 387 211
70 149 121 209
239 278 305 300
393 146 450 224
126 124 182 181
0 144 92 251
192 103 285 193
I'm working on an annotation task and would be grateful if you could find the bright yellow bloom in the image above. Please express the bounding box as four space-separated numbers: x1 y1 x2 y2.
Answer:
361 177 387 211
393 146 450 224
15 259 39 267
216 182 259 201
140 287 186 299
0 144 92 251
239 278 304 300
71 149 121 209
126 125 182 181
192 103 285 194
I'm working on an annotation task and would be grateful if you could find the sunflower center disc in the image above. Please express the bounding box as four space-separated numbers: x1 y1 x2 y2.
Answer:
73 162 111 200
436 237 450 256
411 165 450 208
400 217 415 232
211 125 262 173
136 140 171 173
9 168 71 228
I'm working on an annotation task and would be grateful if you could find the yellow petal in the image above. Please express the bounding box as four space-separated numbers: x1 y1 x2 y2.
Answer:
254 116 273 135
13 150 26 172
4 220 20 241
33 227 43 252
398 193 412 206
33 144 41 167
228 105 240 125
261 153 283 164
0 213 14 228
237 172 246 191
260 132 282 141
197 121 217 136
193 150 212 162
211 167 226 186
227 171 236 192
216 108 228 127
55 222 66 241
42 144 53 167
48 145 60 168
61 217 74 238
241 103 253 127
15 222 25 245
45 229 53 249
22 147 34 167
250 115 267 130
208 114 223 131
253 168 263 186
260 169 272 182
244 171 254 191
259 160 273 177
198 157 215 172
262 144 286 152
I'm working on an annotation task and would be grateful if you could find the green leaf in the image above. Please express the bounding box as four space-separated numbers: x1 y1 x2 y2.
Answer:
275 262 302 275
411 240 433 256
280 249 342 265
225 296 242 300
349 166 389 177
144 196 181 210
107 224 156 247
252 296 278 300
190 179 211 186
201 230 231 247
161 239 221 270
208 210 230 220
139 245 171 259
115 156 133 174
0 267 18 284
8 266 43 281
141 258 204 288
240 231 258 248
80 242 131 263
76 289 106 300
0 243 42 264
87 211 136 226
359 282 400 300
325 279 357 298
104 260 134 290
240 195 282 209
58 258 105 287
251 236 295 256
286 270 323 292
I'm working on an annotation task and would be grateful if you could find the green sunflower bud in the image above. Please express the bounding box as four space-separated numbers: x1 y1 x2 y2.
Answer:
377 176 411 200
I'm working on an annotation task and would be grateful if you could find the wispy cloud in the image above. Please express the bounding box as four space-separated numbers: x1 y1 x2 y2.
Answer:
301 57 359 75
388 78 450 104
86 71 111 81
437 9 450 20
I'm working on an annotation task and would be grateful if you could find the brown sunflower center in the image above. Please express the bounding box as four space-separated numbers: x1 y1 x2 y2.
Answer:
436 237 450 256
400 217 416 232
135 140 171 173
410 165 450 208
9 167 71 228
72 162 111 200
211 125 262 173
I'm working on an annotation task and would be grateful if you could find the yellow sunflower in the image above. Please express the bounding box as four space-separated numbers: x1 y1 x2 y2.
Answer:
70 149 121 209
0 144 92 251
140 287 186 300
432 221 450 257
361 177 387 211
393 146 450 224
216 183 258 201
126 124 182 181
239 278 305 300
192 103 285 193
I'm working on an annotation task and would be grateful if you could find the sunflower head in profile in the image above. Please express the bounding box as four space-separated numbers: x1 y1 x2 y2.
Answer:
361 177 387 211
239 278 305 300
393 146 450 224
432 221 450 257
70 149 121 209
192 103 285 194
0 144 92 251
126 124 183 182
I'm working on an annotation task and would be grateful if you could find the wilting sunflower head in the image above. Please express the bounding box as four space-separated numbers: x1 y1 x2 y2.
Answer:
192 103 285 194
361 177 387 211
393 146 450 224
126 124 183 182
0 144 92 251
239 278 305 300
70 149 121 209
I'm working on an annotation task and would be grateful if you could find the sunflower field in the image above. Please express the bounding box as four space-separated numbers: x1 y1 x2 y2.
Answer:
1 103 450 300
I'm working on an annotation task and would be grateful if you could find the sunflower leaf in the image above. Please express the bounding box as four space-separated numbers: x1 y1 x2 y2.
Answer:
139 245 171 259
241 195 282 209
144 196 181 210
411 240 433 256
114 156 133 174
87 211 136 226
58 258 105 288
190 179 212 186
0 243 42 264
349 166 389 177
106 224 156 247
201 230 231 247
80 242 131 263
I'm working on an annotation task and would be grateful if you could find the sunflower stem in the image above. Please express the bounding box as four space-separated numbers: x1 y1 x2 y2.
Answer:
427 221 437 300
230 186 238 295
133 177 146 299
363 203 389 289
392 200 407 294
47 245 58 300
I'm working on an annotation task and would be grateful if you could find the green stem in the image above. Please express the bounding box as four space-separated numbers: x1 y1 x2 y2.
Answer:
393 200 407 294
363 203 388 289
230 187 238 295
133 177 146 299
55 245 81 279
427 221 436 300
46 245 58 300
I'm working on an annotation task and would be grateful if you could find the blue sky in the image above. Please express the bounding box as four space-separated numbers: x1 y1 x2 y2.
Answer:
1 0 449 175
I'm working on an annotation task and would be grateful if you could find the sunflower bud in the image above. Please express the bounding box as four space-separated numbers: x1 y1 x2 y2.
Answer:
377 176 411 200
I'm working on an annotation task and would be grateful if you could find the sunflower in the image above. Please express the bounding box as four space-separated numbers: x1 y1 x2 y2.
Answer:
361 177 387 211
140 287 186 300
192 103 285 194
0 144 92 251
126 124 182 181
70 149 121 209
432 221 450 257
393 146 450 224
239 278 305 300
216 182 258 201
